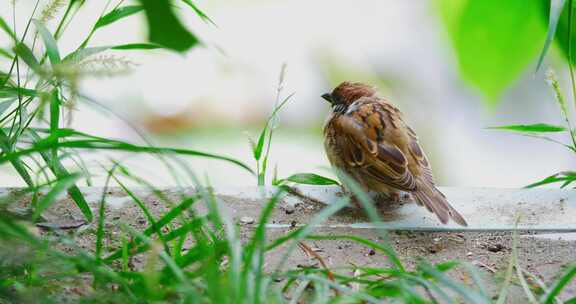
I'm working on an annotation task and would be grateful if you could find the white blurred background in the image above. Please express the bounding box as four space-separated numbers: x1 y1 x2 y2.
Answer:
0 0 573 188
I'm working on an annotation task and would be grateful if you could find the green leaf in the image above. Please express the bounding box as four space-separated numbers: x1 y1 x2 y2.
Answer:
537 0 567 71
28 130 93 222
13 43 41 72
95 5 143 29
254 93 294 160
181 0 217 26
49 90 60 132
32 19 61 65
63 46 110 63
0 48 13 59
541 263 576 303
0 16 16 42
0 129 33 187
33 173 82 221
549 0 576 65
487 123 566 133
6 128 255 175
436 0 546 106
418 262 490 304
526 171 576 188
63 43 162 62
0 87 39 98
275 173 340 186
137 0 199 52
111 43 162 50
0 100 14 116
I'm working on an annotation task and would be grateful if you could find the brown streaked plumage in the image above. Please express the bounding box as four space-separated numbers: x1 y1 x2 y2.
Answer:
322 81 467 226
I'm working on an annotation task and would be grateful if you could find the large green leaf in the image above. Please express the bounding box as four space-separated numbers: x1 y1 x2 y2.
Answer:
137 0 199 52
436 0 547 106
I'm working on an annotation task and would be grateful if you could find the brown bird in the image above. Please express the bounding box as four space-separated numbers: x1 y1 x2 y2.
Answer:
322 82 467 226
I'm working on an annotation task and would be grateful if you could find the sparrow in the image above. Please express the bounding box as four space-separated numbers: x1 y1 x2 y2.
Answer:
322 82 467 226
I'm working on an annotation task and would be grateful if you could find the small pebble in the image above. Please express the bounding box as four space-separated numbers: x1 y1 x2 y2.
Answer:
240 216 255 224
284 204 295 215
487 244 504 253
368 249 376 256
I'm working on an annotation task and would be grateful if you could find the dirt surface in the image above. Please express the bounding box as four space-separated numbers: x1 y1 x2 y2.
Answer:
5 187 576 302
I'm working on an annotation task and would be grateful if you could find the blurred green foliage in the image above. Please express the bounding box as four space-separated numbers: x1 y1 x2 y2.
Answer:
138 0 199 52
436 0 547 107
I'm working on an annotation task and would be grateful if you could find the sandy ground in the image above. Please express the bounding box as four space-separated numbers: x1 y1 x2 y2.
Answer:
5 187 576 302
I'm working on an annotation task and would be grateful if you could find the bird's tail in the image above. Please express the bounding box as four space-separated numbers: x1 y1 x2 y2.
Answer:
412 180 468 226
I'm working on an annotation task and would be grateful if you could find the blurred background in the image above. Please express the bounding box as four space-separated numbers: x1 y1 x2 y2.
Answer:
1 0 573 188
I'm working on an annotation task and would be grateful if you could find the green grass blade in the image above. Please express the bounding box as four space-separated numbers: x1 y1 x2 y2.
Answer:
241 189 285 301
461 262 489 299
63 46 110 63
541 263 576 303
253 92 293 161
525 172 576 188
96 163 119 262
32 172 82 221
111 43 162 50
275 173 340 185
418 262 490 304
6 133 254 174
32 19 61 65
181 0 217 26
0 16 17 42
49 90 60 169
336 171 405 271
113 175 171 256
0 129 33 187
0 99 15 116
0 87 39 98
123 225 189 284
487 123 566 133
271 197 349 273
13 43 41 73
0 48 13 59
104 196 199 262
95 5 144 29
537 0 567 72
28 130 93 221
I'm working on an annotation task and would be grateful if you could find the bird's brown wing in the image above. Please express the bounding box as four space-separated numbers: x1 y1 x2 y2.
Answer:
332 98 416 191
405 127 468 226
406 126 434 184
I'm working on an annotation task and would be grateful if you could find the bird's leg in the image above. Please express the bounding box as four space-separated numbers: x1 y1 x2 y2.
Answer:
337 186 363 209
389 192 401 203
374 191 404 207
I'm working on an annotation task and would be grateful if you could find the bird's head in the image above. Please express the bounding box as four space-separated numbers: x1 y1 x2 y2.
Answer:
321 82 377 112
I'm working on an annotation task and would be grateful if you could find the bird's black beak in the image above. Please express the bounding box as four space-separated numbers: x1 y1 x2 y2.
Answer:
321 93 333 104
